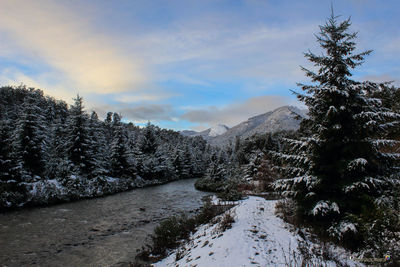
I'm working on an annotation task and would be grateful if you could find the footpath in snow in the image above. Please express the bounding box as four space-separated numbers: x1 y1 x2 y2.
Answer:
154 196 363 267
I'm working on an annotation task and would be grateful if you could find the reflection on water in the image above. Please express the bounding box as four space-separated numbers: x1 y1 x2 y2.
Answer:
0 178 208 267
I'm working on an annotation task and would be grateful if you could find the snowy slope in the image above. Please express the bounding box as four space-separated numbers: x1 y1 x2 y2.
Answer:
209 106 307 146
180 124 229 140
154 197 363 267
208 124 229 137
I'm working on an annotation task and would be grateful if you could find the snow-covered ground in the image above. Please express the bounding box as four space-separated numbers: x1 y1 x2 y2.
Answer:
154 197 363 267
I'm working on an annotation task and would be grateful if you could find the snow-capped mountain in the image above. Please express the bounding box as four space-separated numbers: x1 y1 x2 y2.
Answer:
180 124 230 140
181 106 307 145
210 106 307 145
209 124 229 137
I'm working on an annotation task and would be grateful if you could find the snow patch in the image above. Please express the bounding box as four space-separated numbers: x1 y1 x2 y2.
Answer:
311 200 340 216
208 124 229 137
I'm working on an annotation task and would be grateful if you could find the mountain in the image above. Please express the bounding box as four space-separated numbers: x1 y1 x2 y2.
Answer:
181 106 307 146
209 124 230 137
210 106 306 145
180 124 230 140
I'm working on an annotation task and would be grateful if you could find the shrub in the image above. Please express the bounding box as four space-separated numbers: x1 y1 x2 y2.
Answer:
150 196 228 257
275 198 300 227
152 214 195 255
217 210 235 232
217 178 243 201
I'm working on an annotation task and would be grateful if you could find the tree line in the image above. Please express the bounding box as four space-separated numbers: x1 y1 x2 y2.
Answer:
0 86 214 210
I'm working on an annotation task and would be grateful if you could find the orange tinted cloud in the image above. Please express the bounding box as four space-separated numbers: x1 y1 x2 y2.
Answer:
0 0 148 95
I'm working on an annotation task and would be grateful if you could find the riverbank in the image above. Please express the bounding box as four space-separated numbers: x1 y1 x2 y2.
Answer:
154 196 363 267
0 175 194 212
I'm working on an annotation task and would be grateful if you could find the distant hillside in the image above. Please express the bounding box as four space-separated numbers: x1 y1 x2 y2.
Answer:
180 124 229 141
181 106 307 146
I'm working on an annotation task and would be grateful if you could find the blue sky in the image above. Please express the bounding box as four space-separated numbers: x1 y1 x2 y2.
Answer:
0 0 399 131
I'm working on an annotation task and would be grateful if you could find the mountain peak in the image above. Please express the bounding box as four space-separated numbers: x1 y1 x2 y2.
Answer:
209 124 229 137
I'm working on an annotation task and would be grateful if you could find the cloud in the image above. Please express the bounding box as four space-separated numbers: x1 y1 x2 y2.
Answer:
113 91 178 104
360 74 400 86
134 21 316 86
0 68 76 102
382 38 400 54
94 103 176 123
181 95 295 129
0 0 148 95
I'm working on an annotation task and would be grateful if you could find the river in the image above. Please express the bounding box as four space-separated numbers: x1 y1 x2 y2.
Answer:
0 178 209 267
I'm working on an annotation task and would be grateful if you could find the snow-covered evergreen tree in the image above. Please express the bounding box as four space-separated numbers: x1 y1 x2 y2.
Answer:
139 122 157 155
272 13 400 244
109 113 130 178
12 92 46 181
45 114 68 180
88 111 108 178
65 95 93 176
180 143 193 178
0 116 14 182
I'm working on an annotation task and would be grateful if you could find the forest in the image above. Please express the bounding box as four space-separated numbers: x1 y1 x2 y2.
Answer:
0 86 216 210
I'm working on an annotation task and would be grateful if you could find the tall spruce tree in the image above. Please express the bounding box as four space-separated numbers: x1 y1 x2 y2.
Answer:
66 95 93 175
88 111 107 178
110 113 130 178
0 117 14 182
139 122 157 154
13 92 46 181
272 13 400 244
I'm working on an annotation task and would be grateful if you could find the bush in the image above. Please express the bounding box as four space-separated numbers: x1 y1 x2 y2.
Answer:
196 176 244 202
275 198 300 226
357 206 400 262
152 214 195 255
217 179 243 201
217 210 235 232
149 196 228 257
194 177 224 192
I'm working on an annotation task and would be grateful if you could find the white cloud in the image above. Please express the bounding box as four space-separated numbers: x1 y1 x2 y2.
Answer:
93 103 176 123
131 18 318 86
360 74 400 86
0 68 76 103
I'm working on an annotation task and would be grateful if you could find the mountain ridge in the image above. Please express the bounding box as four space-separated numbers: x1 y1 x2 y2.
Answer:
180 105 307 145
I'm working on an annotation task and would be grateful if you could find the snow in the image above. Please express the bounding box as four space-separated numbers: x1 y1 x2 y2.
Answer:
343 182 370 194
154 197 362 267
347 158 368 171
311 200 340 216
328 221 358 241
208 124 229 137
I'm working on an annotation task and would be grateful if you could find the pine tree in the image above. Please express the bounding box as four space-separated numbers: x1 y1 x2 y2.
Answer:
45 115 68 180
272 13 400 243
13 92 46 181
179 143 192 178
139 122 157 154
87 111 107 178
110 113 130 178
172 147 183 177
0 117 14 182
66 95 93 175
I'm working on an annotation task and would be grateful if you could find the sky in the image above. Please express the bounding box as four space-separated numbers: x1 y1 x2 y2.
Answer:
0 0 399 131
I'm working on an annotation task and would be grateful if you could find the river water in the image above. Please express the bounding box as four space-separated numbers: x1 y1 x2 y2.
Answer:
0 178 209 267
